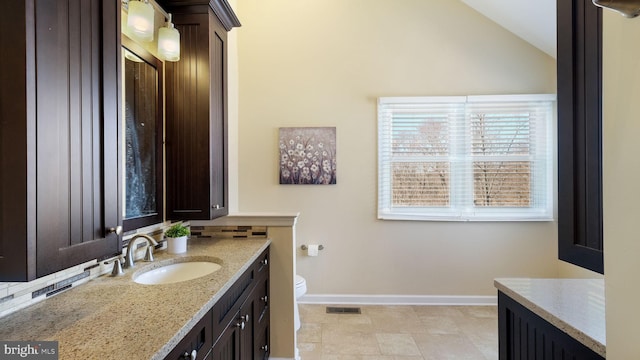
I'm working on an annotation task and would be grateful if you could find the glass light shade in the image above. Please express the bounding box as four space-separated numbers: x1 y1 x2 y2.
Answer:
158 25 180 61
127 1 155 42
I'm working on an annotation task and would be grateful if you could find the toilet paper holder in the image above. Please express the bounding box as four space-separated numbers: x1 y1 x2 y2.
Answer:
301 244 324 251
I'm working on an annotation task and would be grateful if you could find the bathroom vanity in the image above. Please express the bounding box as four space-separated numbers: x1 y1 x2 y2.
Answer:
495 278 605 359
166 246 270 360
0 238 270 360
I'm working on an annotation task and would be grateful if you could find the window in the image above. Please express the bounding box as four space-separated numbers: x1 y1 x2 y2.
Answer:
378 94 555 221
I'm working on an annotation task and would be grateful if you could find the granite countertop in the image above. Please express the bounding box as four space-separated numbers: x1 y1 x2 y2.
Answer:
0 237 271 360
494 278 605 357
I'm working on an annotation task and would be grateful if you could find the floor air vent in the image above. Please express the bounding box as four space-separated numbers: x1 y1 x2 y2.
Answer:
326 306 361 314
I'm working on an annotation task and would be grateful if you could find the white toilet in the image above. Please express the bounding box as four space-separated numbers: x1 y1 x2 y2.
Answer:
294 274 307 331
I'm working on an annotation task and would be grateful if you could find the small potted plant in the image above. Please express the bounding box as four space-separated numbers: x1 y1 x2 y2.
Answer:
165 223 190 254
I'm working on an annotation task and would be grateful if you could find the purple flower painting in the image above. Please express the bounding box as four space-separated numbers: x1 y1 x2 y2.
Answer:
279 127 336 185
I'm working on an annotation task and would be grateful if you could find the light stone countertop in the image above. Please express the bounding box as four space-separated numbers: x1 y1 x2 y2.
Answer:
0 237 271 360
494 278 605 357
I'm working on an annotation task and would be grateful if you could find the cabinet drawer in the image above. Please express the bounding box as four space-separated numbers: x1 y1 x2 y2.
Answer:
212 264 255 339
256 249 269 277
255 277 269 327
165 309 213 360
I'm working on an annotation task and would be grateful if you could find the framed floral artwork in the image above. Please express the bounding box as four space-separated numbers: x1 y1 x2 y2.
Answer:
279 127 336 185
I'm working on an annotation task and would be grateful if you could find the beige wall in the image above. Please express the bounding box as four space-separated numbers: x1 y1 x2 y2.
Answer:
602 11 640 359
227 0 241 213
235 0 558 297
557 260 604 279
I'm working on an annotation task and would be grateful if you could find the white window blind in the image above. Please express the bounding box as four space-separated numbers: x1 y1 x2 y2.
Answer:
378 94 555 221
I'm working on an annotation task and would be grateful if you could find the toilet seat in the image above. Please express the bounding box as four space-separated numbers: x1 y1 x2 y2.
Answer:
295 275 307 298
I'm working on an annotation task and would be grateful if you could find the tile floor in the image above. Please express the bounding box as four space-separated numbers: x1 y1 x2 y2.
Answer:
297 304 498 360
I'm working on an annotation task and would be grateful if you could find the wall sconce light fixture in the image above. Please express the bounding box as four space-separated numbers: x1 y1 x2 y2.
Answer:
124 0 181 62
592 0 640 18
127 0 155 42
158 15 180 62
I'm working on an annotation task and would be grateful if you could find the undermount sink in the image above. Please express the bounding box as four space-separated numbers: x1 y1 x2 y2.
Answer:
134 261 222 285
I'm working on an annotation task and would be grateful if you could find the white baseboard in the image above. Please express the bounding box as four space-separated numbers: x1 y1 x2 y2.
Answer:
268 357 295 360
298 294 497 306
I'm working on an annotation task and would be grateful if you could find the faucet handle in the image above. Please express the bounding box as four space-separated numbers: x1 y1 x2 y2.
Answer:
144 245 154 262
104 256 124 276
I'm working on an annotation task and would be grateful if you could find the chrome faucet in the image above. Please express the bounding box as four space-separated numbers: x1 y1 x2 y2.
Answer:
124 234 159 269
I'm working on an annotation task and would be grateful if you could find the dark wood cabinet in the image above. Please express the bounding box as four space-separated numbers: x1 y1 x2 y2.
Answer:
162 1 240 221
210 315 241 360
252 251 270 360
498 292 603 360
166 247 270 360
0 0 121 281
211 248 270 360
166 309 214 360
557 0 604 274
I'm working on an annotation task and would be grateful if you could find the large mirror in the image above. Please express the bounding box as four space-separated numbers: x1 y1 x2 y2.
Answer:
122 36 163 231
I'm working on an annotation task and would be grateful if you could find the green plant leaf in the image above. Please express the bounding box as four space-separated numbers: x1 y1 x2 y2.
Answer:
165 223 190 238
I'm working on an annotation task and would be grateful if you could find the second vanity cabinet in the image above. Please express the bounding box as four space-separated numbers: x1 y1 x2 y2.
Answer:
498 291 604 360
0 0 122 281
165 247 270 360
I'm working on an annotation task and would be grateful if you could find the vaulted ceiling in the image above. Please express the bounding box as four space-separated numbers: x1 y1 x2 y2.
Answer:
461 0 556 58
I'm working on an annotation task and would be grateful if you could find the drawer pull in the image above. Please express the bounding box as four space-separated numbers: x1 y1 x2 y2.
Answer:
261 258 268 266
236 321 245 330
261 344 268 352
182 350 197 360
241 314 250 322
261 295 268 303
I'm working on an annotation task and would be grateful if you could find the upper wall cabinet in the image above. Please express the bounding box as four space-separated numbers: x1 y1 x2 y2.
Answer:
0 0 122 281
160 0 240 221
557 0 604 274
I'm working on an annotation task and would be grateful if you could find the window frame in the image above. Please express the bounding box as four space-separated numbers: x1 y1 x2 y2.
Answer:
378 94 556 222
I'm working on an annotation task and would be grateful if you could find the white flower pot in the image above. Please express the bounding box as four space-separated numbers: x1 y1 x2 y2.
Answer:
167 236 188 254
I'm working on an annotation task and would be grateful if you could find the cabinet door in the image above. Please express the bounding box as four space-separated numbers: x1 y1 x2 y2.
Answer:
557 0 604 274
239 287 257 360
0 0 34 280
213 290 257 360
0 0 121 281
209 11 229 220
34 0 121 277
210 315 241 360
165 8 228 221
165 12 211 221
253 326 269 360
